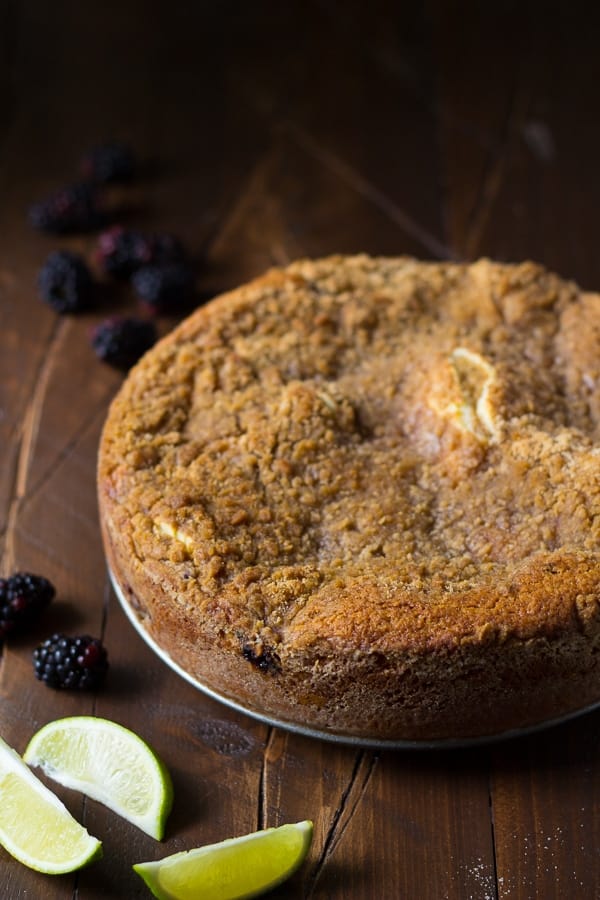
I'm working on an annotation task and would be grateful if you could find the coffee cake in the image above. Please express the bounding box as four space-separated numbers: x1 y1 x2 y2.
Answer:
98 255 600 741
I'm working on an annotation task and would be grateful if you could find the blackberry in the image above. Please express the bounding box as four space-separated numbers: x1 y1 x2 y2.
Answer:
151 233 186 266
28 182 103 234
91 316 157 369
38 251 93 314
81 142 135 184
0 573 55 643
95 227 154 278
33 633 108 690
132 263 195 312
95 227 185 278
242 641 281 675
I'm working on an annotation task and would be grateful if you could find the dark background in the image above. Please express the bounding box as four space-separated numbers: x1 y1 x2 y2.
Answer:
1 2 599 898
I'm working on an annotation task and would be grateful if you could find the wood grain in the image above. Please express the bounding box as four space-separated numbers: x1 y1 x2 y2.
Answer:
1 2 599 898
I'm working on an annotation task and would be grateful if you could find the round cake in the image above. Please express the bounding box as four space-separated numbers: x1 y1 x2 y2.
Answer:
97 255 600 743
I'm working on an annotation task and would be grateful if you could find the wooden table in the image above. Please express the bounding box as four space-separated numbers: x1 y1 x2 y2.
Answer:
1 2 599 897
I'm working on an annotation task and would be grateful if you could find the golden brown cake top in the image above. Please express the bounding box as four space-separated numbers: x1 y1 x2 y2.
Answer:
98 256 600 658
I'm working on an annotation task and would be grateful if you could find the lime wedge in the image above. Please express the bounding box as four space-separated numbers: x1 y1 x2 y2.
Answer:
133 820 313 900
0 734 101 874
23 716 173 840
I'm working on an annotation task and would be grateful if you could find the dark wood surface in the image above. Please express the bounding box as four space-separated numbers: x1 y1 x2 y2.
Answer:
1 2 599 897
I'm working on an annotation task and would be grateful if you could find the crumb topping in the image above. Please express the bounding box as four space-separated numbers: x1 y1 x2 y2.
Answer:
99 256 600 652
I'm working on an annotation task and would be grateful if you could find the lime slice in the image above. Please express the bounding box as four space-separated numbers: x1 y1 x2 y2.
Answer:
0 734 101 874
133 820 313 900
23 716 173 840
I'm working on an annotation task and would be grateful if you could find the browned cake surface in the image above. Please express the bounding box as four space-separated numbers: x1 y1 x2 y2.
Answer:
98 255 600 741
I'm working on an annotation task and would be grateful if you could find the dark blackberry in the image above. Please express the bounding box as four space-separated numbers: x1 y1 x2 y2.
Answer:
151 233 186 266
95 227 154 278
91 316 157 369
38 251 93 314
132 263 195 312
242 641 281 675
81 142 135 184
28 182 103 234
0 573 55 643
33 633 108 690
95 227 185 278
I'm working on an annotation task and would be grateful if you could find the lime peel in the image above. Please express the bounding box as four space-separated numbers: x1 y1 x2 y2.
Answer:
0 734 101 874
133 820 314 900
23 716 173 840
